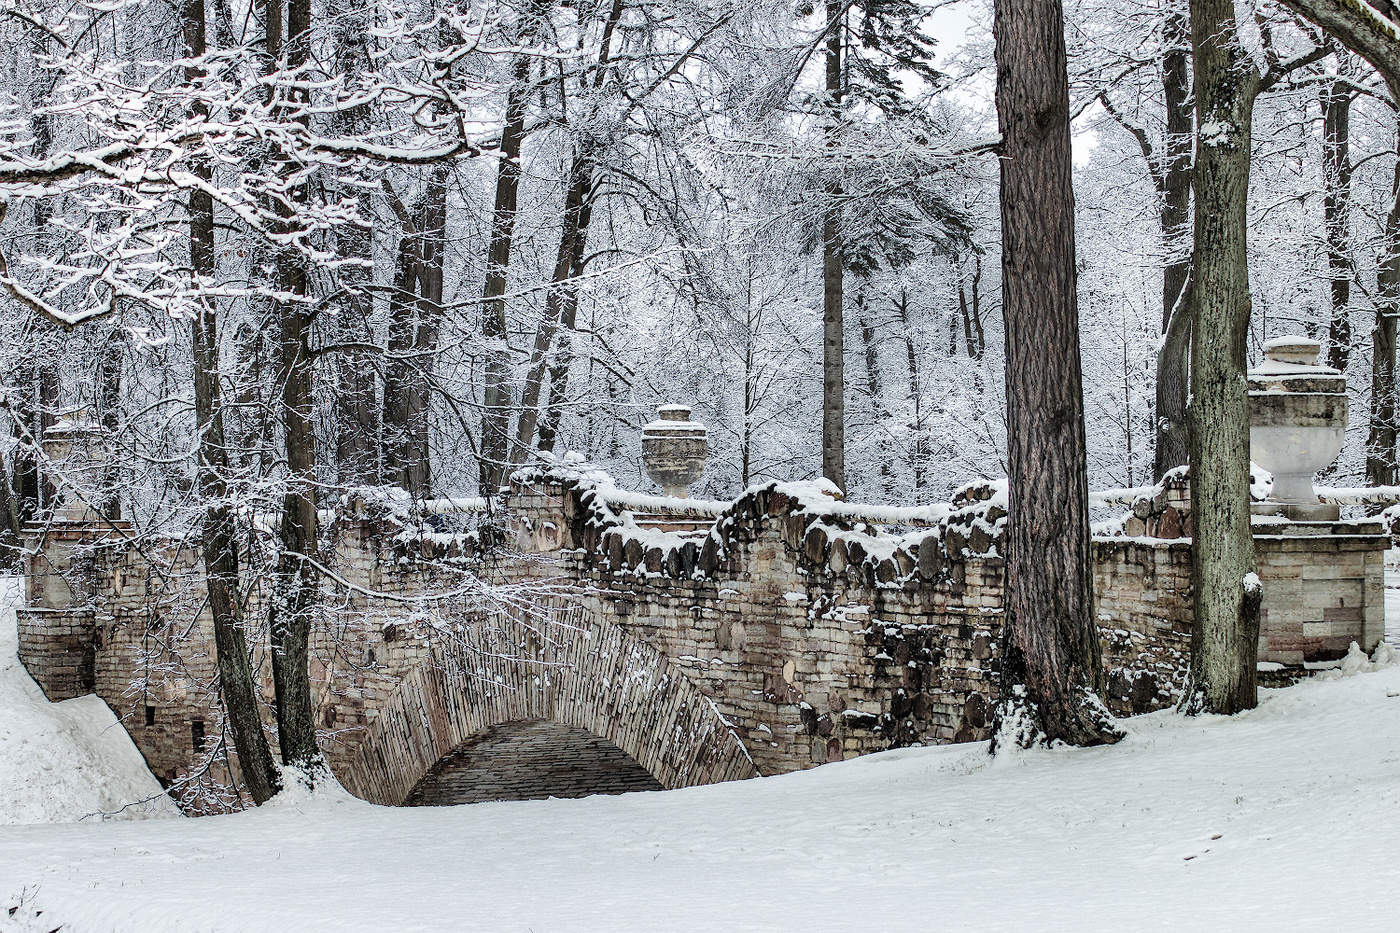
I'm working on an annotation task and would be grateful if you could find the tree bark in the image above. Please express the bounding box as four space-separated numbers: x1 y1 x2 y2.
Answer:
382 212 429 496
820 0 846 492
990 0 1122 749
894 289 927 491
1182 0 1262 716
1154 0 1194 480
1368 149 1400 487
329 0 380 488
184 0 280 804
266 0 325 775
479 41 536 492
1323 80 1355 372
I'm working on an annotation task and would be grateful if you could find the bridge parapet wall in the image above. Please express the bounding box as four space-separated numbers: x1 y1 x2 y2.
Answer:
508 468 1195 772
14 463 1387 810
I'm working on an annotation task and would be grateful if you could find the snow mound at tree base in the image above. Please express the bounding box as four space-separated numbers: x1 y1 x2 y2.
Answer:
0 578 178 825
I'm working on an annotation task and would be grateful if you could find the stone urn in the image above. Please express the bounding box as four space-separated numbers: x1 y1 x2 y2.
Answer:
641 404 706 498
42 406 108 523
1248 336 1346 521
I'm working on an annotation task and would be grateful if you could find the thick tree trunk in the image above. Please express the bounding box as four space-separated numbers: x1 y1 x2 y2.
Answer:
479 47 535 492
990 0 1122 749
1324 81 1355 372
1368 145 1400 487
1183 0 1261 716
329 0 380 488
820 0 845 492
184 0 280 805
382 218 429 496
1154 0 1194 481
96 328 123 521
266 0 325 775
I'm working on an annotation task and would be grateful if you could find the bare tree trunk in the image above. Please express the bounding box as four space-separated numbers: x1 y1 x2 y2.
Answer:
957 273 976 357
1154 0 1194 480
1183 0 1262 716
96 327 124 520
990 0 1122 749
894 289 927 491
329 0 379 488
820 0 846 492
266 0 324 775
517 0 624 459
382 215 428 495
184 0 280 805
1324 80 1355 372
479 43 536 492
1368 148 1400 488
969 253 986 359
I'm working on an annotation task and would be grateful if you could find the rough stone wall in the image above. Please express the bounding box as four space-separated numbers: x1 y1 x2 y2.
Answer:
14 466 1388 813
512 475 1198 775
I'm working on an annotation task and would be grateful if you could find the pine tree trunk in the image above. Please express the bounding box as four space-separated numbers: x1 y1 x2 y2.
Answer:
1324 82 1355 372
990 0 1122 749
184 0 279 804
1153 0 1193 481
820 0 846 492
1183 0 1261 716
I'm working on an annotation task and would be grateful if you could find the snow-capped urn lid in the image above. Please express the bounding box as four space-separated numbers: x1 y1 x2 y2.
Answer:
1262 335 1324 367
641 404 706 498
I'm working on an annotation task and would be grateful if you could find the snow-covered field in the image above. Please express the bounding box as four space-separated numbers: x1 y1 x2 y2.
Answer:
2 587 1399 931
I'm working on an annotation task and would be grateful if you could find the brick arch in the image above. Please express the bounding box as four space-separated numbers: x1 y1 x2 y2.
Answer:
335 601 758 806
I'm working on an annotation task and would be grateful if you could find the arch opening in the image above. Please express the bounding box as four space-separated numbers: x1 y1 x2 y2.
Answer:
402 719 664 806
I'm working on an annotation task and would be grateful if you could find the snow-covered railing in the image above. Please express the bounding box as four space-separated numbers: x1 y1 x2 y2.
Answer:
417 496 490 515
1316 486 1400 506
588 487 731 518
1088 486 1157 507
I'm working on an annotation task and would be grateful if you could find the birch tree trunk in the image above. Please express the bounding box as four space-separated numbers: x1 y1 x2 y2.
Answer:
990 0 1122 749
1182 0 1261 716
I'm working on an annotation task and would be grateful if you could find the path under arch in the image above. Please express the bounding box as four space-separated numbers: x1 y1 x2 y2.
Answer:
402 719 663 806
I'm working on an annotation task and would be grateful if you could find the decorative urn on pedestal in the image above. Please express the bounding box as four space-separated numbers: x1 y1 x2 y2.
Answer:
42 406 108 523
1248 336 1346 521
641 404 707 498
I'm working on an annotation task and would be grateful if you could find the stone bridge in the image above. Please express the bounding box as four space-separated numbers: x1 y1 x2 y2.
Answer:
15 464 1388 813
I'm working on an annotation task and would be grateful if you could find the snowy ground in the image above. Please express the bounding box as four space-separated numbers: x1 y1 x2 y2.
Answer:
2 589 1400 930
0 578 175 825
